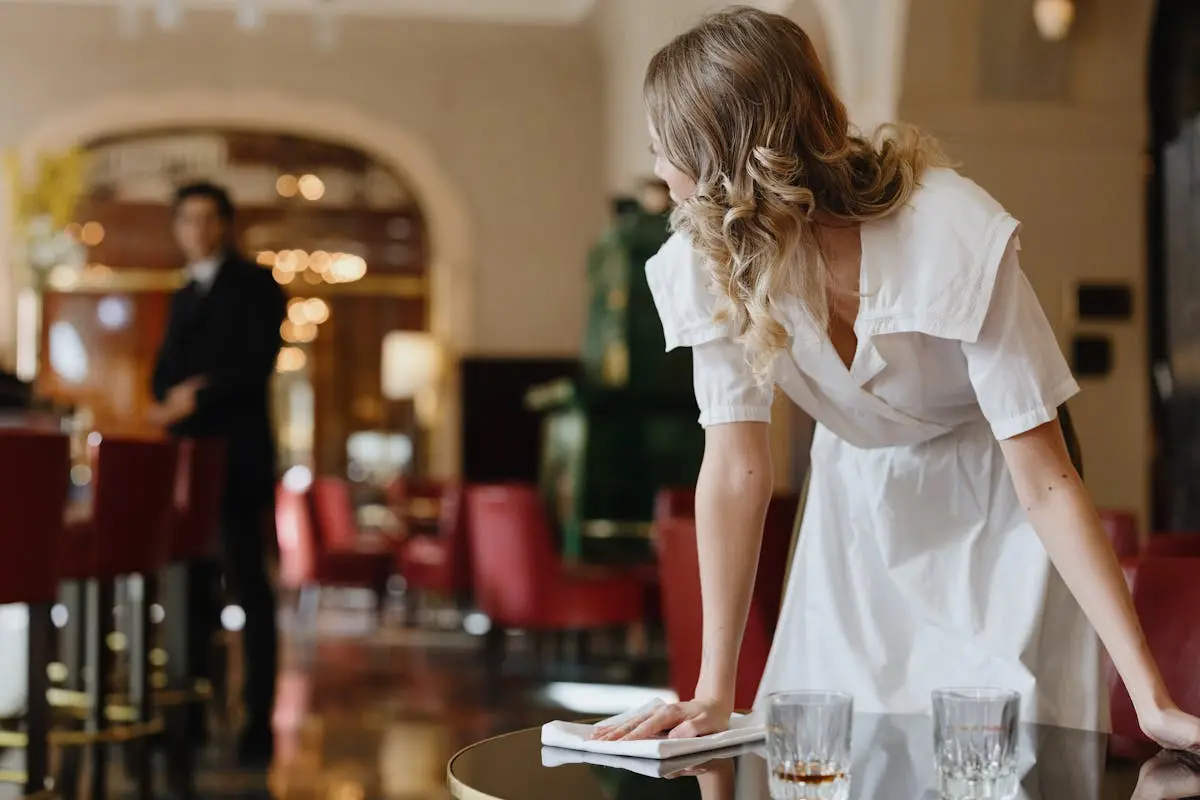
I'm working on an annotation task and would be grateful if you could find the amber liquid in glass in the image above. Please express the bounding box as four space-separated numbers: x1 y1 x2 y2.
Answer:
772 765 847 784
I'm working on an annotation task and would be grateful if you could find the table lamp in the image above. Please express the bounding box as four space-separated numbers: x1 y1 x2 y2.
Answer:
381 331 442 474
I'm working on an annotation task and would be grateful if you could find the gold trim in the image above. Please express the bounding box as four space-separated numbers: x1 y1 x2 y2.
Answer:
581 519 655 540
446 728 537 800
0 718 164 749
0 769 26 785
44 267 427 297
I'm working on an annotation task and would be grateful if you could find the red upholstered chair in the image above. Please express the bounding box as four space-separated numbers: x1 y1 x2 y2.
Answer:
1109 557 1200 756
275 479 394 618
397 482 472 604
276 482 318 591
465 484 646 639
655 491 799 710
387 477 447 536
1098 509 1140 559
0 429 70 795
1142 533 1200 558
653 487 695 523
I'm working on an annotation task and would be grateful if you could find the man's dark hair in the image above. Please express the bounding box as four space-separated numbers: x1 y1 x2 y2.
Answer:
173 181 236 222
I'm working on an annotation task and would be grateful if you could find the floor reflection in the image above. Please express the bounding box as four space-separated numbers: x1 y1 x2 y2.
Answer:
0 607 664 800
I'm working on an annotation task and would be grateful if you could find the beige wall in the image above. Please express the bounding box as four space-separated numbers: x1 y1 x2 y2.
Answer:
590 0 832 197
900 0 1154 519
0 2 607 359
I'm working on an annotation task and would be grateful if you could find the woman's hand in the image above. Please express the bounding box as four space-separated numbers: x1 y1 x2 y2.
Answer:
1132 750 1200 800
589 699 733 742
1138 703 1200 754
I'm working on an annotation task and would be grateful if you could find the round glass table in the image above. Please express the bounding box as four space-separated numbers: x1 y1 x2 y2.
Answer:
447 714 1200 799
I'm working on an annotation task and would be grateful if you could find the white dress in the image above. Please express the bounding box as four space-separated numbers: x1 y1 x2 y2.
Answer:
645 168 1106 733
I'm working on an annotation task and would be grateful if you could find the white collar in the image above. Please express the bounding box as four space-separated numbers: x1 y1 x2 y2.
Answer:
188 253 224 291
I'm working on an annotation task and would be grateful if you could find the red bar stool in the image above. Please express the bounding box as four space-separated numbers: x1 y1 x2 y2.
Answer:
156 437 226 796
57 435 178 800
0 429 70 796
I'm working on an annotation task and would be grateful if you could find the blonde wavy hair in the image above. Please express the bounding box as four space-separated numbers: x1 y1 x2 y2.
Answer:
645 5 947 382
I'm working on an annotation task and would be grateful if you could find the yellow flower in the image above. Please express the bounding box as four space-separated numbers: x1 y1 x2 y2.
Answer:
4 148 88 234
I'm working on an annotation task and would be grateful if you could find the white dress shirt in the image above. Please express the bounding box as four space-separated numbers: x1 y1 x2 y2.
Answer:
188 253 223 294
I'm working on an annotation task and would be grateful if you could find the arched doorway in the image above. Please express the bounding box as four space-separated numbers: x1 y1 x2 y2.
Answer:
37 127 429 489
1147 0 1200 530
2 89 472 477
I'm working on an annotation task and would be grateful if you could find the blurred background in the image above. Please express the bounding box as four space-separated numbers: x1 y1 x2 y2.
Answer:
0 0 1197 798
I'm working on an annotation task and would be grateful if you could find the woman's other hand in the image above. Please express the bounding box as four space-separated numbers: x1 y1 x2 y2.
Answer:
590 699 733 741
1139 703 1200 754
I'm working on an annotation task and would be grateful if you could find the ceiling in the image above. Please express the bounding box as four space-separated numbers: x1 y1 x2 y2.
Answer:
0 0 601 25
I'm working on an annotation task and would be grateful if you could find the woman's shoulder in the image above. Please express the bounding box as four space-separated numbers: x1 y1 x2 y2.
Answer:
860 168 1021 342
904 167 1010 234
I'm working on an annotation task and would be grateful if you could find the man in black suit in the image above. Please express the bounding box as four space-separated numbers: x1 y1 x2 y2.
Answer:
150 182 286 766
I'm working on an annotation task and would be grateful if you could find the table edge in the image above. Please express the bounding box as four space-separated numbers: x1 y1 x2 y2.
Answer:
446 727 542 800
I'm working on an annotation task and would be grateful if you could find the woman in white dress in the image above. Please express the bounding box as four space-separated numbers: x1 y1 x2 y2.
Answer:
594 6 1200 751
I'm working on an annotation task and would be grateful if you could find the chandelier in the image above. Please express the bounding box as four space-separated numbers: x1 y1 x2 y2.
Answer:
117 0 341 49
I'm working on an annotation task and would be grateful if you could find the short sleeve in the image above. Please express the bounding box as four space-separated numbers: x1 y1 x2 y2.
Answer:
645 233 733 351
960 240 1079 440
692 338 774 428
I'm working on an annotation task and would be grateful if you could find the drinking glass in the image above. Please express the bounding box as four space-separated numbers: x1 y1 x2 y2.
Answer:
766 690 853 800
931 688 1020 800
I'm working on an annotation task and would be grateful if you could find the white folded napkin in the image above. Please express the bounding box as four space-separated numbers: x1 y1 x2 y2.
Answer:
540 741 763 778
540 698 766 760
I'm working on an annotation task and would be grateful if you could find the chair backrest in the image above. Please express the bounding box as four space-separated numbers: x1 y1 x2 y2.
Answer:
437 482 472 589
170 437 227 562
1142 533 1200 558
1110 557 1200 743
465 484 557 624
92 436 179 577
0 430 70 604
653 487 695 530
655 491 799 708
275 483 317 588
310 477 359 550
1098 509 1139 558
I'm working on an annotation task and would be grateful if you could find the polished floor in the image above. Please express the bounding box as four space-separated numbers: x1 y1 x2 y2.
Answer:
0 600 670 800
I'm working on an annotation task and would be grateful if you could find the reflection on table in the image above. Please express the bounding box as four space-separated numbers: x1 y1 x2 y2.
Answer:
447 713 1200 800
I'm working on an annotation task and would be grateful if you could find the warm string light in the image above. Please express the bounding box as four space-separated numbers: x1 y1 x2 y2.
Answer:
262 249 367 286
277 297 331 372
280 297 331 348
276 347 307 372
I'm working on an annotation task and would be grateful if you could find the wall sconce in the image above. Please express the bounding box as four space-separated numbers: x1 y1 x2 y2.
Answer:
381 331 443 428
1034 0 1075 41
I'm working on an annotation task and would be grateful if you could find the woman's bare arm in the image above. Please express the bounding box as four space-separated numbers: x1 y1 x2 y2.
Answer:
692 421 775 709
592 420 773 741
1000 420 1199 751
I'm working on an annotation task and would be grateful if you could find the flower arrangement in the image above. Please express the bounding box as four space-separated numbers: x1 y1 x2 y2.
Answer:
4 149 88 287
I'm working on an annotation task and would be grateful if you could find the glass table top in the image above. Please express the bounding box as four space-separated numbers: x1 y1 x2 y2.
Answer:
447 713 1200 799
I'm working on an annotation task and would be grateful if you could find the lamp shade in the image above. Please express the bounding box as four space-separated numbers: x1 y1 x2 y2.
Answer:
1033 0 1074 41
381 331 441 401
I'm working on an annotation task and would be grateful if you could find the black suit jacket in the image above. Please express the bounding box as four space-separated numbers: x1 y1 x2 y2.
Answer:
151 253 287 505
